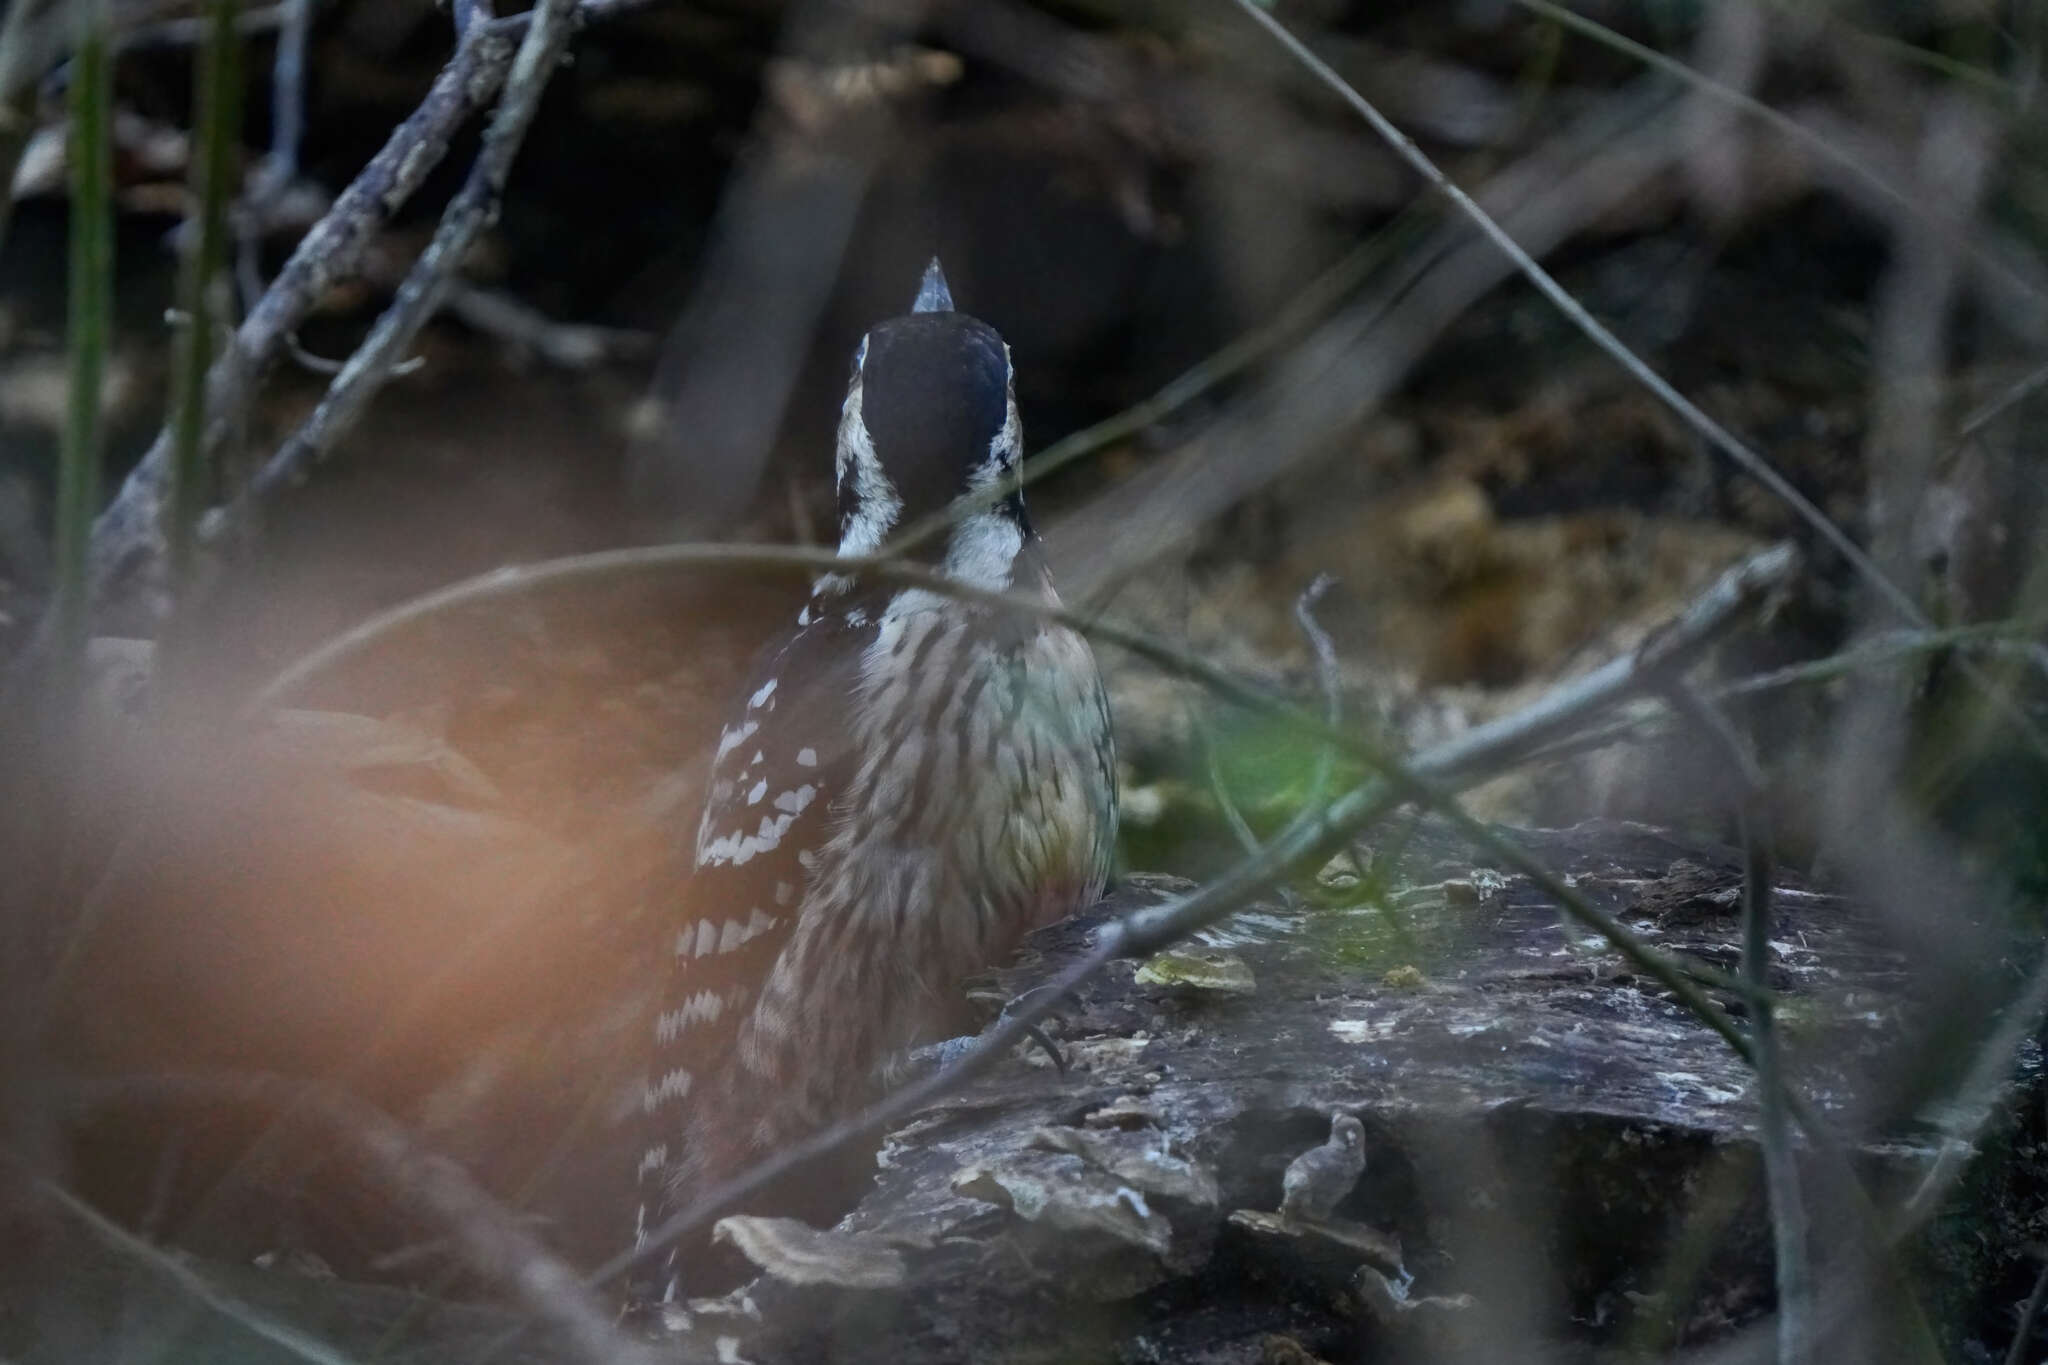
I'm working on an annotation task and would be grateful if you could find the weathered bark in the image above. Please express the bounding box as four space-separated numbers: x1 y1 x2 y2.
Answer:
694 824 2028 1362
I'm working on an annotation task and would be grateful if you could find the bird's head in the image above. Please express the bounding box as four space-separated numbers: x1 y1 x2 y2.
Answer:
832 260 1027 585
1332 1114 1365 1151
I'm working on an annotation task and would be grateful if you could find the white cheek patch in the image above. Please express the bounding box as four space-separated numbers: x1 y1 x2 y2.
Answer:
834 378 902 558
983 390 1021 479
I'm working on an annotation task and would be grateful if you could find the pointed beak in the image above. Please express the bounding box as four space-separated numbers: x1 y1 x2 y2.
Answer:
912 258 953 313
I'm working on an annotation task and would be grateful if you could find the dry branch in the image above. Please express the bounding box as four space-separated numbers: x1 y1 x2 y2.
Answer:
606 541 1801 1288
248 0 583 502
74 0 633 636
66 1071 664 1365
1046 74 1684 599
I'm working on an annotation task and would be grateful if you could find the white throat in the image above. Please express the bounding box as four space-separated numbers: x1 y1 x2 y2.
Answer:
834 379 899 560
938 509 1024 590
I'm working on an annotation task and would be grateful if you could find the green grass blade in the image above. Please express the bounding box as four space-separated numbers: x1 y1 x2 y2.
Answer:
53 0 114 679
167 0 243 601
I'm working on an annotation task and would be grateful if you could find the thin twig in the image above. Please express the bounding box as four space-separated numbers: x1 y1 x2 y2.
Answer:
67 1071 664 1365
1667 680 1809 1365
42 0 645 654
443 281 654 368
1196 576 1345 861
1889 952 2048 1243
1190 577 1346 863
267 0 308 187
885 209 1432 556
100 2 290 52
1724 622 2048 697
1196 714 1262 859
1955 357 2048 445
1047 76 1681 601
2003 1254 2048 1365
600 541 1797 1287
1514 617 2048 769
72 27 519 633
241 541 1789 799
1226 0 2048 760
238 537 1800 1021
1293 572 1341 807
249 0 581 503
30 1176 364 1365
450 0 490 44
1512 0 2047 313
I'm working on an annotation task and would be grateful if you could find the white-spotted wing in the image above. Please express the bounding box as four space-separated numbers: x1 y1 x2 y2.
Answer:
637 598 872 1212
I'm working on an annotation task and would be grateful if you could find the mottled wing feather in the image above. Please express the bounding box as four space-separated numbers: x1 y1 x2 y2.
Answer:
636 604 871 1235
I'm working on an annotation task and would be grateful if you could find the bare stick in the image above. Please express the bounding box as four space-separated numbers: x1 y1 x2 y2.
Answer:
26 1173 364 1365
242 539 1800 1014
1888 948 2048 1243
2003 1255 2048 1365
242 540 1791 794
1196 714 1262 859
267 0 309 185
443 281 654 368
67 1071 665 1365
1293 572 1341 806
1513 0 2045 313
1518 617 2048 768
79 27 519 626
248 0 581 503
63 0 640 642
1046 79 1682 601
1226 0 2047 763
449 0 490 44
1955 358 2048 445
1667 680 1809 1365
1196 574 1344 861
883 209 1432 556
600 542 1798 1288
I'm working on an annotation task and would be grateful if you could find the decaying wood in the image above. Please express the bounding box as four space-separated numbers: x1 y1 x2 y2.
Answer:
672 829 2025 1363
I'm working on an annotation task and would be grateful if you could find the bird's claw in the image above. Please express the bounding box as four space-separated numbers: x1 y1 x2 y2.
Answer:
907 984 1074 1076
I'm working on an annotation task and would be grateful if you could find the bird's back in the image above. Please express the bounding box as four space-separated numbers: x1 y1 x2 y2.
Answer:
630 262 1116 1306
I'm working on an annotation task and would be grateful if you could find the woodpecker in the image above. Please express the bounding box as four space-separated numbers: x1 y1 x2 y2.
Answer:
1280 1112 1366 1224
634 261 1117 1300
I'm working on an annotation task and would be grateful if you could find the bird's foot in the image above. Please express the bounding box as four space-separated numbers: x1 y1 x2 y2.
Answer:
909 984 1072 1075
